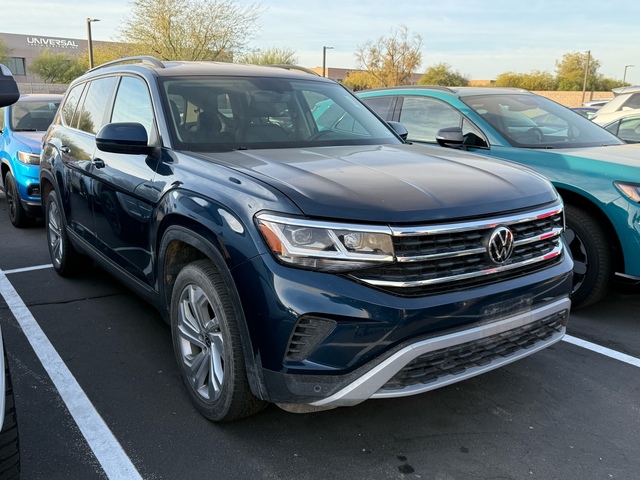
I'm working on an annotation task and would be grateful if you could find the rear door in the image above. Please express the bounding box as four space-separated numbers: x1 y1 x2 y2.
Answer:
56 77 117 245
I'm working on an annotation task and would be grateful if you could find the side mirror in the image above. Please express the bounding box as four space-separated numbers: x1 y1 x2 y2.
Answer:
96 122 154 155
387 121 408 141
0 64 20 108
436 127 464 148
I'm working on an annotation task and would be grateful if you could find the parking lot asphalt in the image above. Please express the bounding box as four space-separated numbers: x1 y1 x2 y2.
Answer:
0 190 639 480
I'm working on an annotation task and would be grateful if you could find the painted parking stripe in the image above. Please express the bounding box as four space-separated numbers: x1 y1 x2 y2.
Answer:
563 334 640 368
0 270 143 480
3 264 53 275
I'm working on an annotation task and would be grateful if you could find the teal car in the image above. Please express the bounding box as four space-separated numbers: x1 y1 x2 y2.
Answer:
358 87 640 308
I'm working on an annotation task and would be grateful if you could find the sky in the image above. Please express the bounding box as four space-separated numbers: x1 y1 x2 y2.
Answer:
3 0 639 83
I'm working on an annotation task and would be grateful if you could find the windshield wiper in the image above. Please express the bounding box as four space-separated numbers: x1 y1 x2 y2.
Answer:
14 128 38 132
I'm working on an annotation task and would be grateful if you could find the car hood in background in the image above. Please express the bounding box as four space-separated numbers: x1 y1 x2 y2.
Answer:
546 143 640 167
201 144 558 223
10 131 44 153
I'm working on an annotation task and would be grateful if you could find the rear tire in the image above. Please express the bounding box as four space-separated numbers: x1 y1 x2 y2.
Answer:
170 260 267 422
0 342 20 480
45 189 92 276
564 204 613 309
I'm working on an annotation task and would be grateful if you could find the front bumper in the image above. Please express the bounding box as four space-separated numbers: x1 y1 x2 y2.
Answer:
233 245 573 406
311 297 569 408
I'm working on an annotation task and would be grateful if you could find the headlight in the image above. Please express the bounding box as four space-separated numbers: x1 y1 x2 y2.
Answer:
17 151 40 165
256 213 394 272
614 182 640 203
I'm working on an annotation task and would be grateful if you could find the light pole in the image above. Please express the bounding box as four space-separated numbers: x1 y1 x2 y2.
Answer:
581 50 591 104
322 46 333 78
86 18 100 69
623 65 634 85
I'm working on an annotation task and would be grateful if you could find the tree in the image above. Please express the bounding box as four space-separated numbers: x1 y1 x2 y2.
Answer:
418 62 469 87
76 42 145 70
342 70 379 91
119 0 263 61
28 50 84 83
354 25 422 88
239 47 298 65
0 38 10 65
555 51 601 91
494 70 557 90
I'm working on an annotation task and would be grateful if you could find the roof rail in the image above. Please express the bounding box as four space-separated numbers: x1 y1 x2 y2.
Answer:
363 85 456 94
89 56 165 73
267 64 321 76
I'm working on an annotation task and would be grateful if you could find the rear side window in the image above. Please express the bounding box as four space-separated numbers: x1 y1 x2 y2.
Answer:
61 83 86 127
75 77 117 134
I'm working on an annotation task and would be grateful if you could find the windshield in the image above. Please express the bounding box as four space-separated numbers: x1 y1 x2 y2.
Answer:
161 76 401 151
461 94 623 148
10 100 61 132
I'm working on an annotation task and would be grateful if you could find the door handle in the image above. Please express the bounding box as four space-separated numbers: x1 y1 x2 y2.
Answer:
92 158 105 168
60 146 70 154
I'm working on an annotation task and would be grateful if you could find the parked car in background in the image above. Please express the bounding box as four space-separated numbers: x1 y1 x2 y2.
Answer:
1 93 62 227
0 63 21 480
358 86 640 309
40 57 573 422
582 98 611 108
594 110 640 143
570 107 599 119
591 86 640 119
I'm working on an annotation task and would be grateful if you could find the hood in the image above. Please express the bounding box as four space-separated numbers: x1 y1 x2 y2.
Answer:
10 131 44 153
549 143 640 167
198 144 557 223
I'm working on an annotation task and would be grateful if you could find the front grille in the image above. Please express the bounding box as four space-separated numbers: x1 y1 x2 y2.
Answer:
351 203 564 296
380 309 568 391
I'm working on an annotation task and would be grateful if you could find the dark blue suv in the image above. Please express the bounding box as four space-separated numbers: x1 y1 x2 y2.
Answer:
40 57 573 421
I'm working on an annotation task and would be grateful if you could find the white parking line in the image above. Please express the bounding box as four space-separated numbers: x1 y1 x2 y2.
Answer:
563 334 640 368
3 264 53 275
0 270 143 480
1 261 639 480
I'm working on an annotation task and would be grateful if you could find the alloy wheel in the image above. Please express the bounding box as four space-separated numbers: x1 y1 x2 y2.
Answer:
47 200 64 267
176 284 225 402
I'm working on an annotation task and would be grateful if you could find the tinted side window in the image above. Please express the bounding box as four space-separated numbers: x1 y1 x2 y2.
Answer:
61 83 86 127
111 76 155 138
399 96 462 143
361 96 395 120
398 96 487 147
616 117 640 143
75 77 117 134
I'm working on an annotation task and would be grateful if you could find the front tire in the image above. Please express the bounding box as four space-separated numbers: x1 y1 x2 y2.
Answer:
564 205 613 309
4 172 29 228
45 189 92 276
170 260 267 422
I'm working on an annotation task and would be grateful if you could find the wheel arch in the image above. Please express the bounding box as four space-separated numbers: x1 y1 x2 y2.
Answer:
556 187 624 273
156 219 267 401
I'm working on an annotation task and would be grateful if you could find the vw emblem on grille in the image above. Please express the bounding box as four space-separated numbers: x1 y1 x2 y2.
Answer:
486 226 514 264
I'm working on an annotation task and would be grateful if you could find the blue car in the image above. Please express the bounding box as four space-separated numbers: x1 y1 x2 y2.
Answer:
358 86 640 308
1 94 62 227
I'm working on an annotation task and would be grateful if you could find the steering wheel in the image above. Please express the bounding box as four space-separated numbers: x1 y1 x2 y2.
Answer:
526 127 544 143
